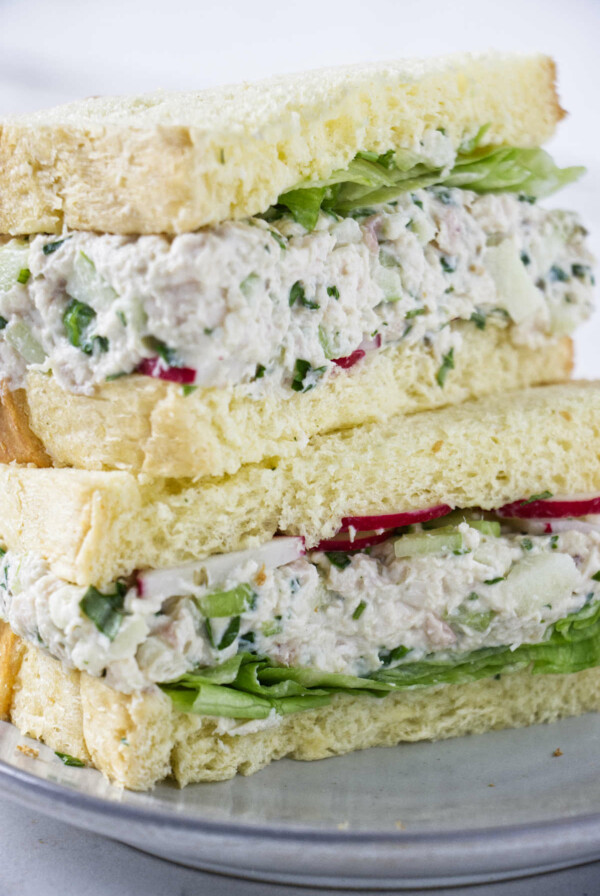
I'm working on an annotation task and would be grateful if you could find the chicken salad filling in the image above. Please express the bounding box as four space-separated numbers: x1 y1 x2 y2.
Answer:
0 134 593 396
3 513 600 722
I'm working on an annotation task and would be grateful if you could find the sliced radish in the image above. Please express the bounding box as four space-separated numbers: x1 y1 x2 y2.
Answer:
498 496 600 519
506 518 600 536
315 529 395 551
333 349 365 369
138 537 305 600
137 357 196 384
341 505 451 530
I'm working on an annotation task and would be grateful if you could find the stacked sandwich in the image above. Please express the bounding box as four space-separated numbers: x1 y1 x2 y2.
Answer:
0 53 598 790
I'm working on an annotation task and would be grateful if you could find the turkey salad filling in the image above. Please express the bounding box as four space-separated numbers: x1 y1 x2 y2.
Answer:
2 518 600 722
0 132 593 396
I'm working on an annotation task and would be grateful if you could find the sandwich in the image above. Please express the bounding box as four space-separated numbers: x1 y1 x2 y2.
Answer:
0 53 591 477
0 53 598 790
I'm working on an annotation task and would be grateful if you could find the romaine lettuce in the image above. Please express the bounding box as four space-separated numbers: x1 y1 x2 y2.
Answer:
160 598 600 720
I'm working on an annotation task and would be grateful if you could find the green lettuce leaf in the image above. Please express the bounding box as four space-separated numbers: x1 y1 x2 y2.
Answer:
160 598 600 720
275 132 584 228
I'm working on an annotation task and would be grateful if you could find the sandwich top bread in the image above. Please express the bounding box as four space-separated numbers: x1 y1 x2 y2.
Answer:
0 53 592 477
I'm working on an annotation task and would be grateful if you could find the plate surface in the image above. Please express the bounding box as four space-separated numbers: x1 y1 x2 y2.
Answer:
3 714 600 889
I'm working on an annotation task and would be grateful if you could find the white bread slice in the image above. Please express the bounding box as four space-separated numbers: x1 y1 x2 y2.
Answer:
2 624 599 790
0 54 563 235
0 381 597 586
18 327 573 478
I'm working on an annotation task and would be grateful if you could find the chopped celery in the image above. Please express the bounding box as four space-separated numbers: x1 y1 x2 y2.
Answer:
6 321 46 364
394 526 463 558
0 241 30 292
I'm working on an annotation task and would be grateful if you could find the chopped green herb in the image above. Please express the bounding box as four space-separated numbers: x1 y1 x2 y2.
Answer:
412 195 424 210
550 535 559 550
80 581 128 641
289 280 319 310
105 371 127 381
181 385 197 396
518 194 536 204
549 265 569 282
255 364 266 379
325 552 351 570
240 272 259 296
17 268 31 284
524 491 553 504
43 238 69 255
268 229 287 250
592 571 600 582
327 285 340 300
484 577 505 585
572 263 591 279
378 645 410 666
470 311 486 330
520 251 530 266
0 317 7 330
55 751 85 767
205 616 242 650
467 592 479 601
291 358 326 392
521 538 533 551
63 299 107 355
436 348 455 387
440 255 457 273
144 336 180 367
434 188 454 206
198 583 257 618
405 307 426 319
352 600 367 620
116 310 126 326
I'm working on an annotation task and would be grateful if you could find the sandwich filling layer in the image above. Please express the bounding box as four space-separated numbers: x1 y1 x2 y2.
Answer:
0 137 593 396
3 512 600 725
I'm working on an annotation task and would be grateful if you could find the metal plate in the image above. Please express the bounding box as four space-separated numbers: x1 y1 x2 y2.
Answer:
2 714 600 889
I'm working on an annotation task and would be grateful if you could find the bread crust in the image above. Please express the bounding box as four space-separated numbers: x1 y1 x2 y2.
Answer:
20 328 573 478
0 54 563 235
0 380 597 585
2 623 598 790
0 383 50 467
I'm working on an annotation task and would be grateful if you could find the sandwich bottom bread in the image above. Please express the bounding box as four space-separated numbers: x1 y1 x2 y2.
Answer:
2 382 600 789
3 625 600 790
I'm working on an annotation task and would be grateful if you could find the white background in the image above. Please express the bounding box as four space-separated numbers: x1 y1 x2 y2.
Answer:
0 0 598 374
1 1 600 892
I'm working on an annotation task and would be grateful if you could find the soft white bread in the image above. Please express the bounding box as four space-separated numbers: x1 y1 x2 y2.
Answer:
2 623 599 790
0 54 563 235
16 327 573 477
0 381 597 586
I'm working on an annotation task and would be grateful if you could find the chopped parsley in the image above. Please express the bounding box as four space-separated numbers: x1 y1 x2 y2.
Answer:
291 358 326 392
436 348 455 387
289 280 319 310
42 238 70 255
592 571 600 582
520 251 531 266
325 551 352 570
521 538 533 552
327 285 340 300
378 645 410 666
524 491 553 504
440 255 457 273
80 581 128 641
254 364 266 379
144 336 180 367
550 535 559 550
55 751 85 767
0 317 7 330
63 299 108 355
470 311 486 330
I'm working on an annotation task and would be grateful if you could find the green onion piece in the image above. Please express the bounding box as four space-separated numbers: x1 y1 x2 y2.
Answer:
289 280 319 310
198 583 257 618
549 265 569 282
352 600 367 620
255 364 266 379
291 359 326 392
470 311 486 330
43 238 69 255
181 385 197 396
17 268 31 285
240 272 259 297
327 285 340 300
522 538 533 551
484 577 505 585
524 491 553 504
440 255 457 273
378 645 410 666
405 307 426 319
592 571 600 582
63 299 97 354
0 317 7 330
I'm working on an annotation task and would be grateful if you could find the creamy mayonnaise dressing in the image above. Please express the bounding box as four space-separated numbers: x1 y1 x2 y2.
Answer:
0 188 593 394
1 523 599 694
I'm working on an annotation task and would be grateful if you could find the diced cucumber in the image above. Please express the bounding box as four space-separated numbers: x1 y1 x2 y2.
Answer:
484 239 543 324
6 321 46 364
423 511 500 537
0 241 30 292
493 553 579 614
394 526 463 558
469 520 501 536
66 251 117 309
375 266 404 302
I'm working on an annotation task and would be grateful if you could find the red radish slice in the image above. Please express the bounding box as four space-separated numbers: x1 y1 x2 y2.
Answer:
341 505 451 530
311 529 394 551
333 349 365 369
137 357 196 384
498 496 600 519
138 536 305 600
508 518 600 536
